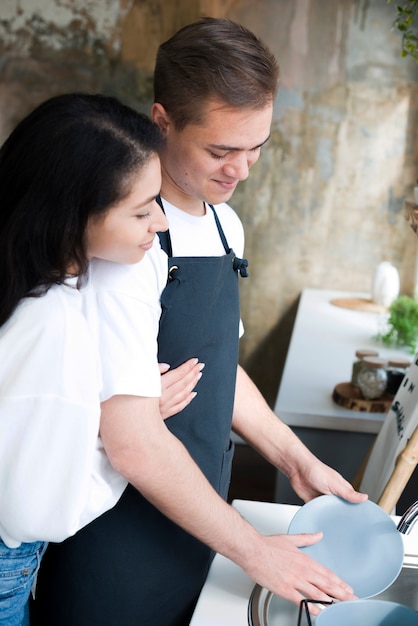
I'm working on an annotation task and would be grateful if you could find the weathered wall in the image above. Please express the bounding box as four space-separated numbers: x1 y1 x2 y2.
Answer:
1 0 417 404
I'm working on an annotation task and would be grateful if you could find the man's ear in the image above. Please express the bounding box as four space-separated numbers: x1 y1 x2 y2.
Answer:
151 103 171 134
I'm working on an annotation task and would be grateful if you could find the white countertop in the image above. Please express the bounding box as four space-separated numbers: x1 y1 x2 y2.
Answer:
190 499 418 626
190 500 299 626
274 288 410 434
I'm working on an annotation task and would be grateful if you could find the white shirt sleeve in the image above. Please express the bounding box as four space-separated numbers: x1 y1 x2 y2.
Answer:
0 285 125 547
88 240 167 401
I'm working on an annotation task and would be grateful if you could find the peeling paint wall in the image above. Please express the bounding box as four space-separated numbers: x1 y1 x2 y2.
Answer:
1 0 417 403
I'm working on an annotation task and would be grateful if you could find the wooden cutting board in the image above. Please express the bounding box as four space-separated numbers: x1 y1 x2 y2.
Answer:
330 297 386 313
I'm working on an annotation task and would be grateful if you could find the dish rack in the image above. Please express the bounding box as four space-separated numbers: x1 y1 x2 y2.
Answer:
296 600 334 626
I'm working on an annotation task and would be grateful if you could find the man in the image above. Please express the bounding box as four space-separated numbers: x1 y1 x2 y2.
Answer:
34 18 366 626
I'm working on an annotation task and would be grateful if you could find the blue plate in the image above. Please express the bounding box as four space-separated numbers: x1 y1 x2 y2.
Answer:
288 495 404 598
316 599 418 625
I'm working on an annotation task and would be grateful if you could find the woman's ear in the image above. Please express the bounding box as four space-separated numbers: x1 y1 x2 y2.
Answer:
151 103 171 135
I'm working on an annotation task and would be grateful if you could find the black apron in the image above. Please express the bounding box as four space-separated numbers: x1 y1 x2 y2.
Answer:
33 202 248 626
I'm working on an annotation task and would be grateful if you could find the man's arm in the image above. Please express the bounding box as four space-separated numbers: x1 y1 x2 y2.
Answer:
99 394 356 613
232 365 367 504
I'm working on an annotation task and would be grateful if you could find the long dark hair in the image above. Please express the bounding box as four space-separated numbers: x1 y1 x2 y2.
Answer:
154 17 279 129
0 93 163 326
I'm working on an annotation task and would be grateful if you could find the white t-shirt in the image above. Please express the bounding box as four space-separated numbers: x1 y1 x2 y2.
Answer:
88 200 246 397
0 197 246 549
161 199 245 258
87 243 167 401
0 282 126 548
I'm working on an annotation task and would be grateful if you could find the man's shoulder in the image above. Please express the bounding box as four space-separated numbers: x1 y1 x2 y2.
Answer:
213 201 239 216
213 201 244 239
213 201 243 227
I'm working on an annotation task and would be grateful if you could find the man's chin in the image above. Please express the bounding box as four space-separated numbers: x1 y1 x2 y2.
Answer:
205 186 237 205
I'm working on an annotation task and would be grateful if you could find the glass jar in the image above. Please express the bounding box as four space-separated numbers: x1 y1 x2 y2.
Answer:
351 349 379 387
386 357 411 395
357 357 388 400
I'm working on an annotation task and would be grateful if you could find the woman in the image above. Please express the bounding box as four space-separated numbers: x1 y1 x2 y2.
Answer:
0 92 168 626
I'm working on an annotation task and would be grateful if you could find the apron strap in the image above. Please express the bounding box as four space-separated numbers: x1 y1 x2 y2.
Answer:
209 205 249 277
156 196 248 277
208 204 230 254
156 195 173 257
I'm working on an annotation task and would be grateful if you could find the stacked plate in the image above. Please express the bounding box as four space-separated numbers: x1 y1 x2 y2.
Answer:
248 495 418 625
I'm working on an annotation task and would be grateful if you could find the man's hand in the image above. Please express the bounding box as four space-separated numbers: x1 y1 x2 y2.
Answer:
288 457 367 504
242 531 356 615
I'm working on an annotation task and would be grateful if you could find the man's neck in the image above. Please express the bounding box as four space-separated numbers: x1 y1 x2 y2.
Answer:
160 178 206 217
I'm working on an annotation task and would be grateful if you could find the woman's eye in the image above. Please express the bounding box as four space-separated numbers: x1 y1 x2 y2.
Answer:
136 212 150 219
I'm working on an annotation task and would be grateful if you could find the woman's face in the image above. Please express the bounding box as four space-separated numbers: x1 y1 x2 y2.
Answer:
86 155 167 265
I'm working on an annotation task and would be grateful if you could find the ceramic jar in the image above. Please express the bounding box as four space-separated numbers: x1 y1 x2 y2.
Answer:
386 357 412 395
371 262 400 308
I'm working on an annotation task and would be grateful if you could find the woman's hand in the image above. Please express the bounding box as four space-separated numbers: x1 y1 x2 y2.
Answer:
159 359 204 419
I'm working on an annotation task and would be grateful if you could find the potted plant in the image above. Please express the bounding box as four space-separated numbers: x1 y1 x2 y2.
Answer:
388 0 418 62
378 294 418 353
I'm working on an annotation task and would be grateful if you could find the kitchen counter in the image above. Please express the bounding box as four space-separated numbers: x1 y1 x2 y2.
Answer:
190 499 418 626
273 288 410 505
190 500 298 626
275 288 409 434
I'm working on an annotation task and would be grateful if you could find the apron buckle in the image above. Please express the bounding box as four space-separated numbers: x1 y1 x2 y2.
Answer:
168 265 179 281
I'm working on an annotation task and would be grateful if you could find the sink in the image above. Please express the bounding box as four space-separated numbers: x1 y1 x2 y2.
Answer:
248 584 299 626
373 565 418 610
248 566 418 626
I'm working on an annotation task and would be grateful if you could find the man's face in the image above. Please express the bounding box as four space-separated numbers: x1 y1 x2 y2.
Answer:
152 99 273 211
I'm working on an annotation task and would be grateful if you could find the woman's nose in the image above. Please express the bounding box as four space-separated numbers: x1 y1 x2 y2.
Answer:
151 202 169 232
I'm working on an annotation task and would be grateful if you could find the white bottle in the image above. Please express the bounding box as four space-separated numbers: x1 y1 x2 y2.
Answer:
371 262 400 308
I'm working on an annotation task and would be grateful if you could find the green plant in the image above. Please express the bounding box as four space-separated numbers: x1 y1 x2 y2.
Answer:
378 295 418 352
388 0 418 62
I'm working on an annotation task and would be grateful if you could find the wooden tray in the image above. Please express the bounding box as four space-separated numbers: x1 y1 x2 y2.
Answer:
332 382 393 413
330 298 386 313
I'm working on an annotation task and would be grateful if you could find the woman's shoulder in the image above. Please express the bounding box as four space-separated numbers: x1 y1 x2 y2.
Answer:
1 283 88 346
0 283 99 400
